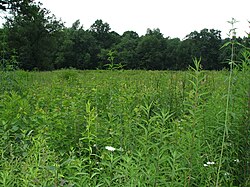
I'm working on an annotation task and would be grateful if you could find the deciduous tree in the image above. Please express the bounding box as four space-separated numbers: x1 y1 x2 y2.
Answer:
4 1 64 70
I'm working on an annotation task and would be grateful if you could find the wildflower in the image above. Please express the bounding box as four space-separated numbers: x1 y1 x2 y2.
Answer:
207 161 215 165
234 159 239 163
204 161 215 167
105 146 116 152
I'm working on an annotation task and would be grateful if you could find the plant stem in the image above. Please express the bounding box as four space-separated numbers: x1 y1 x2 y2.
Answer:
216 21 235 186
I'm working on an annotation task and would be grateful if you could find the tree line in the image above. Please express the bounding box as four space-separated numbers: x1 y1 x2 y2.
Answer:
0 0 249 71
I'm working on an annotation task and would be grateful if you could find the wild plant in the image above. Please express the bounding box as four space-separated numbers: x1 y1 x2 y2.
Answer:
0 158 18 186
214 18 236 187
230 33 250 186
1 59 249 186
58 68 79 81
78 100 101 185
215 18 250 186
240 49 250 71
18 135 57 186
180 57 210 186
104 50 124 70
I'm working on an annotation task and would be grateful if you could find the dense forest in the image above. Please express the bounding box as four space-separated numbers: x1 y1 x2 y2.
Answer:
0 0 249 71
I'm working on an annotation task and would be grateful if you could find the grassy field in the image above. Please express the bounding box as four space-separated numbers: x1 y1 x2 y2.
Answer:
0 67 249 186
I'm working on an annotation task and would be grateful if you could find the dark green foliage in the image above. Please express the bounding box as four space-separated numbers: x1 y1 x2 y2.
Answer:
112 31 139 69
3 0 64 70
185 29 223 70
89 19 120 49
136 28 166 70
1 2 249 71
0 28 19 71
55 21 100 70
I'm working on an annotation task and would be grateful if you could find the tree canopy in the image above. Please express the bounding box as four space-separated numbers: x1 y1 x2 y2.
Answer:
0 1 249 71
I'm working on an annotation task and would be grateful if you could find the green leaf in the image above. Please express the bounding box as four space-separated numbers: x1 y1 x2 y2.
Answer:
11 125 19 132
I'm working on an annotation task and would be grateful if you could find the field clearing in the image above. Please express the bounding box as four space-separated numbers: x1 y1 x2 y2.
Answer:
0 69 249 186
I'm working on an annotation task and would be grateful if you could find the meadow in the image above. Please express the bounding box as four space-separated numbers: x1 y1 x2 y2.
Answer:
0 63 249 186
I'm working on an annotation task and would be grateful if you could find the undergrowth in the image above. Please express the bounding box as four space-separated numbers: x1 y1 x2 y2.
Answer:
0 64 249 186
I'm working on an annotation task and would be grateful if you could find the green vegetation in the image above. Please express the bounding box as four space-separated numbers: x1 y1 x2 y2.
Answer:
0 1 249 186
0 1 249 71
0 57 249 186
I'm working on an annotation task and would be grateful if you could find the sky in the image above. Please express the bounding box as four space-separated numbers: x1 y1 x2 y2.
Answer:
4 0 250 39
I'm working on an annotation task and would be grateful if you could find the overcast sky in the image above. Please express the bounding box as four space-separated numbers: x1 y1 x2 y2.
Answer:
12 0 250 39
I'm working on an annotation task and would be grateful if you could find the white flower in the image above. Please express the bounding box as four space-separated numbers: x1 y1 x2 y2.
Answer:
234 159 239 163
204 161 215 167
105 146 116 152
207 161 215 165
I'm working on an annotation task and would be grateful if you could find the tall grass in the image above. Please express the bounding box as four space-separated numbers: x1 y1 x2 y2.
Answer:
0 59 249 185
